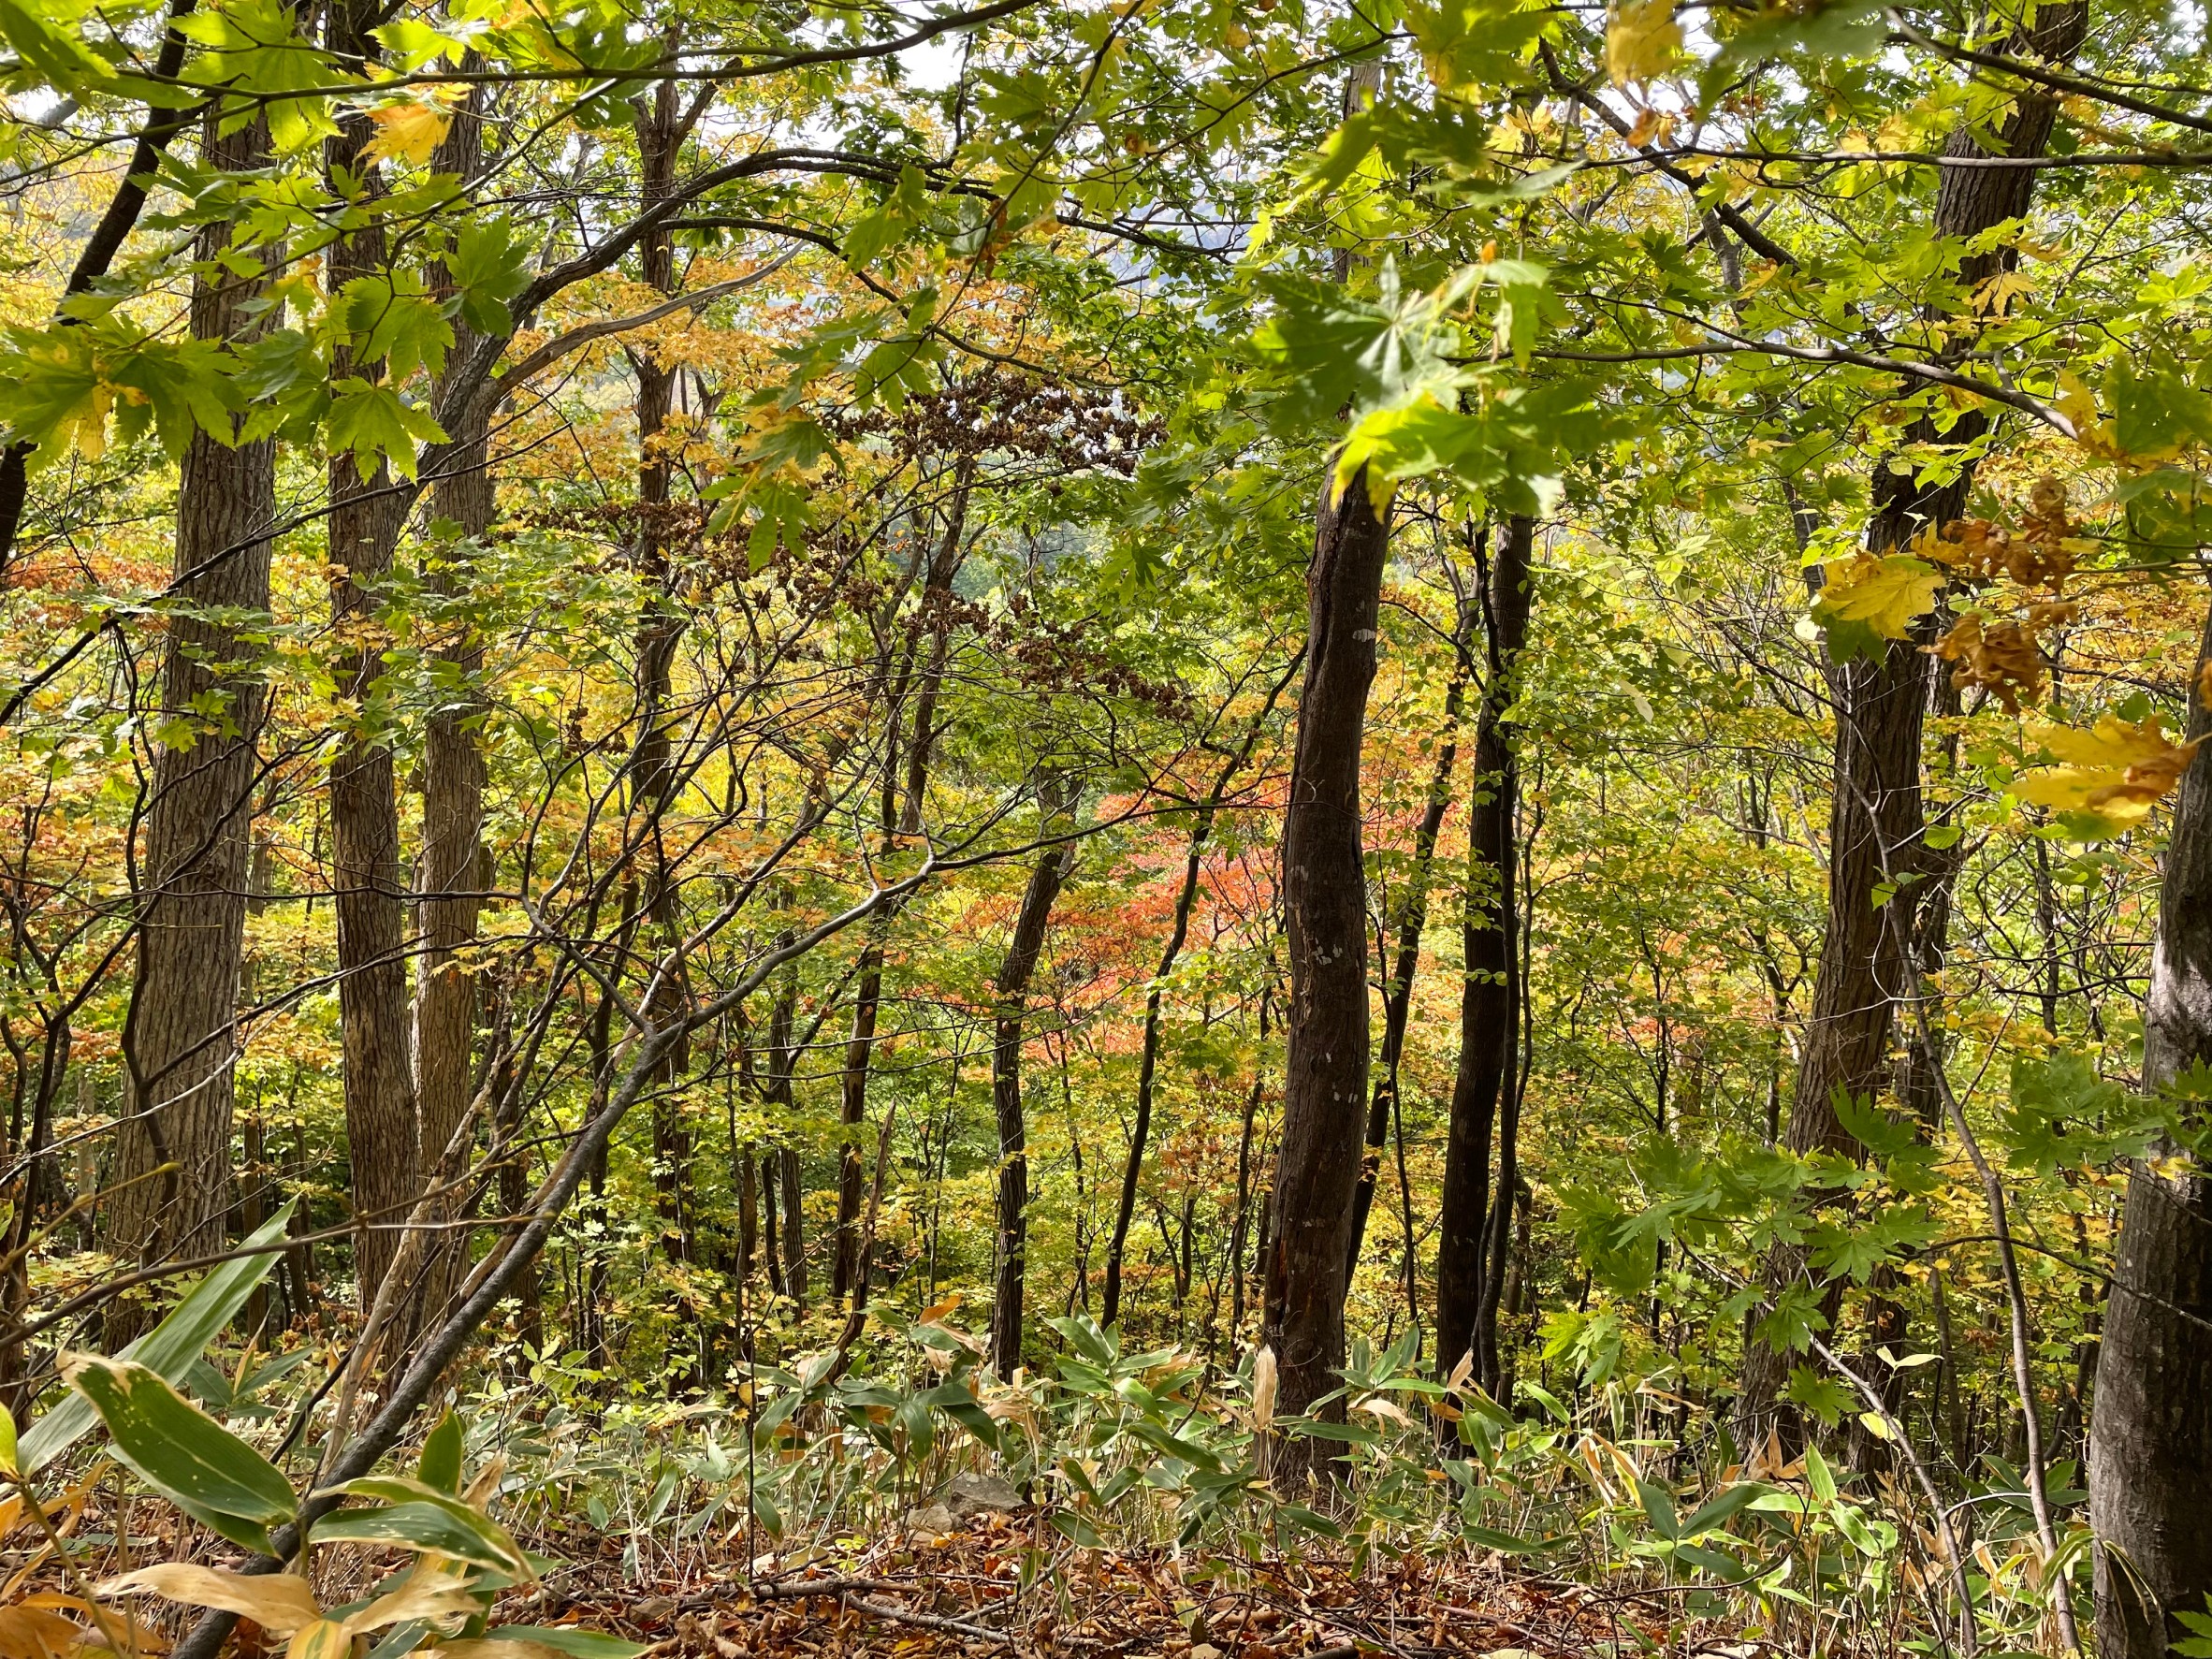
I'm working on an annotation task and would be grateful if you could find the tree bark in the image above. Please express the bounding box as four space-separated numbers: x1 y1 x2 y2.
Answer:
321 21 421 1308
766 951 807 1310
989 788 1070 1375
1261 468 1390 1482
410 92 493 1333
1435 516 1534 1392
631 80 695 1268
2092 601 2212 1659
106 112 277 1306
1734 5 2086 1439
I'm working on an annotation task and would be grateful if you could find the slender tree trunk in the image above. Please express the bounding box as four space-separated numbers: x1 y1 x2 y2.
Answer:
1106 665 1293 1326
1230 985 1270 1340
989 788 1071 1375
323 21 418 1307
2092 600 2212 1659
766 950 805 1309
410 91 493 1332
1735 7 2086 1439
1346 592 1474 1280
1261 468 1390 1482
632 81 695 1268
106 112 277 1311
834 491 968 1302
1106 805 1217 1330
1436 516 1534 1391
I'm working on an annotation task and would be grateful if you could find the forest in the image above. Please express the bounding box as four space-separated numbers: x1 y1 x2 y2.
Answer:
0 0 2205 1652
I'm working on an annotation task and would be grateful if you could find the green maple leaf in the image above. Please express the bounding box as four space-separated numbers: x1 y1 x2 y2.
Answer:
448 218 532 337
326 378 445 480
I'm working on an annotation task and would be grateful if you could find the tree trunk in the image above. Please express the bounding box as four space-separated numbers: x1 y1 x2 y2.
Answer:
1734 5 2086 1439
766 952 806 1309
410 92 493 1333
2091 601 2212 1659
989 792 1070 1375
1261 468 1390 1481
1105 665 1292 1327
632 80 694 1268
106 112 278 1307
1436 516 1534 1391
834 491 968 1303
322 25 419 1308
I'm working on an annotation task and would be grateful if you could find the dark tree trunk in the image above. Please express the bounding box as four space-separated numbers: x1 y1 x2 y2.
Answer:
1735 4 2086 1440
766 952 806 1309
1436 516 1534 1392
411 90 494 1332
1261 469 1390 1481
989 798 1070 1375
2092 600 2212 1659
322 17 418 1307
631 80 695 1269
1230 984 1271 1340
107 112 278 1304
834 922 887 1305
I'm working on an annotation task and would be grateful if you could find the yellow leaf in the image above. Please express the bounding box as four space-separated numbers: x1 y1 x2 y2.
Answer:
286 1620 352 1659
1813 553 1943 638
339 1575 482 1641
365 101 453 167
2044 369 2114 455
2015 711 2205 830
1607 0 1681 86
0 1606 91 1659
100 1565 322 1638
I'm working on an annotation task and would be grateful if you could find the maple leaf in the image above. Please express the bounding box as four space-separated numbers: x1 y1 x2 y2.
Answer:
2015 711 2205 834
1607 0 1681 87
364 100 453 167
1812 552 1943 639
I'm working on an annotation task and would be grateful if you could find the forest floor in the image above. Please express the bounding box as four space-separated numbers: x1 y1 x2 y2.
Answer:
522 1513 1711 1659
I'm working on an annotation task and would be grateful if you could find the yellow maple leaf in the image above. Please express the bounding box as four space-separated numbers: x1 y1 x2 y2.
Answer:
1814 552 1944 638
2053 367 2122 458
1607 0 1681 87
2015 711 2205 831
364 101 453 167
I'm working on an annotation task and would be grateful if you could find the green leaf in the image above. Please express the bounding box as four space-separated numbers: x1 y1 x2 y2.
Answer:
325 1477 530 1574
1803 1443 1838 1504
23 1202 295 1475
1461 1523 1550 1553
1681 1482 1765 1538
339 276 455 382
475 1632 647 1659
417 1412 463 1494
449 219 533 337
1049 1509 1107 1548
65 1358 296 1550
326 378 446 480
1634 1477 1680 1540
1273 1504 1344 1539
310 1502 521 1570
0 0 113 91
